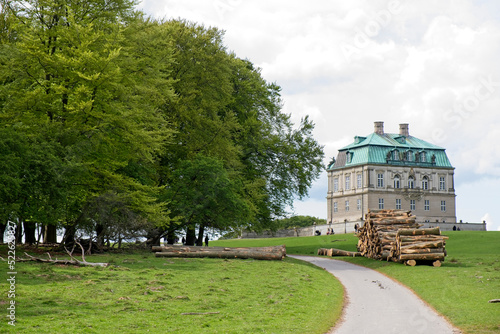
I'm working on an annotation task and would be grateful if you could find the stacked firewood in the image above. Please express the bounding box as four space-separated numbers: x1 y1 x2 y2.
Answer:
356 209 447 266
357 209 420 260
152 245 286 261
394 228 448 266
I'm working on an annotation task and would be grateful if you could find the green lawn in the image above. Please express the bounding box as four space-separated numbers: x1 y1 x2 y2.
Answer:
215 231 500 334
0 247 343 334
1 231 498 333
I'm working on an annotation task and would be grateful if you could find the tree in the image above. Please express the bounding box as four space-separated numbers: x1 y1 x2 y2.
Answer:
0 1 175 244
227 58 325 229
163 154 250 246
273 216 327 230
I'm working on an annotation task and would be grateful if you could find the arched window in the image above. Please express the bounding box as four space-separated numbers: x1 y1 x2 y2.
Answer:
421 151 426 162
408 176 414 189
422 176 428 190
346 151 353 163
392 150 399 160
406 151 413 162
394 175 401 189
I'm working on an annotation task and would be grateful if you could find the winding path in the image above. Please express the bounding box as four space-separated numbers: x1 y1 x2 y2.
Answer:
290 256 461 334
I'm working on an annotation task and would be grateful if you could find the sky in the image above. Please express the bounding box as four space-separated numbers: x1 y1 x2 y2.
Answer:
138 0 500 231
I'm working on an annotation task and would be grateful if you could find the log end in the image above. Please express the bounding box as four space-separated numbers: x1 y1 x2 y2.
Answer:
405 260 417 266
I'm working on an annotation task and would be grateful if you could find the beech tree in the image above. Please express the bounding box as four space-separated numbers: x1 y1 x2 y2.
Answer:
0 1 174 244
0 4 324 245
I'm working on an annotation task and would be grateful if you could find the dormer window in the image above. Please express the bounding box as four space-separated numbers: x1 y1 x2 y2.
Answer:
392 150 399 161
406 151 413 162
420 151 427 162
346 151 353 163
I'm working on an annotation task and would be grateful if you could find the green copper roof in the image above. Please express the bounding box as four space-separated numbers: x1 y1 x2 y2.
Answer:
329 132 453 170
341 133 445 150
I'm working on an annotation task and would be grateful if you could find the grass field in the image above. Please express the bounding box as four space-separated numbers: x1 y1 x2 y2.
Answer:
0 231 498 333
0 246 343 334
214 231 500 334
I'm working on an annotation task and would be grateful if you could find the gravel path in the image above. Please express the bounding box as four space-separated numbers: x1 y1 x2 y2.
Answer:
290 255 461 334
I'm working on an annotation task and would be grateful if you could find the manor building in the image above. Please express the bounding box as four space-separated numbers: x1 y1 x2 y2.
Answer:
327 122 457 225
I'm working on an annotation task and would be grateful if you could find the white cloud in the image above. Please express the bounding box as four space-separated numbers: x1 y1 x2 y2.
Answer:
139 0 500 224
480 213 498 231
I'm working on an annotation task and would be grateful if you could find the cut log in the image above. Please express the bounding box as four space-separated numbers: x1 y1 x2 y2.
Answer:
398 253 445 261
155 245 286 261
400 241 444 250
406 260 417 266
152 245 284 253
400 248 445 254
433 260 442 267
317 248 361 257
397 227 441 236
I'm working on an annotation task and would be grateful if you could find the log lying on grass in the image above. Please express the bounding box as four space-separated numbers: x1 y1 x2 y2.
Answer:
317 248 362 257
153 245 286 261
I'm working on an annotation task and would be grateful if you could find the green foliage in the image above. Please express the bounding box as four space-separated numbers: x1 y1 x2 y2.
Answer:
0 3 324 244
273 215 327 230
0 1 174 235
163 154 251 230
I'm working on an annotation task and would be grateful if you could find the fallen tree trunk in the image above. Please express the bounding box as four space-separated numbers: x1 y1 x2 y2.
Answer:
155 248 285 260
153 245 286 261
317 248 362 257
152 245 283 253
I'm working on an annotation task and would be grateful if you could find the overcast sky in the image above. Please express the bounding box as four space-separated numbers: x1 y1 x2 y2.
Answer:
138 0 500 231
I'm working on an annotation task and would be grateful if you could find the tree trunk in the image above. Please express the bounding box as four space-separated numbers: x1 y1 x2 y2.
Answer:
145 228 164 247
154 245 286 261
185 224 196 246
196 224 205 246
95 223 105 251
0 222 6 243
15 220 23 244
166 229 176 245
43 224 58 244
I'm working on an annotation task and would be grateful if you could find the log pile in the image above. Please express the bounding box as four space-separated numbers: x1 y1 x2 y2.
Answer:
357 209 420 260
394 228 448 266
356 209 448 265
152 245 286 261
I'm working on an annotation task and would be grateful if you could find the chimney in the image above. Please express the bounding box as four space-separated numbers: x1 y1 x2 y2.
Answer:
374 121 384 135
399 123 409 137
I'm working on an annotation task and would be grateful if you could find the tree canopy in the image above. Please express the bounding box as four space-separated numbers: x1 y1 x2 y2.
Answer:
0 1 324 246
